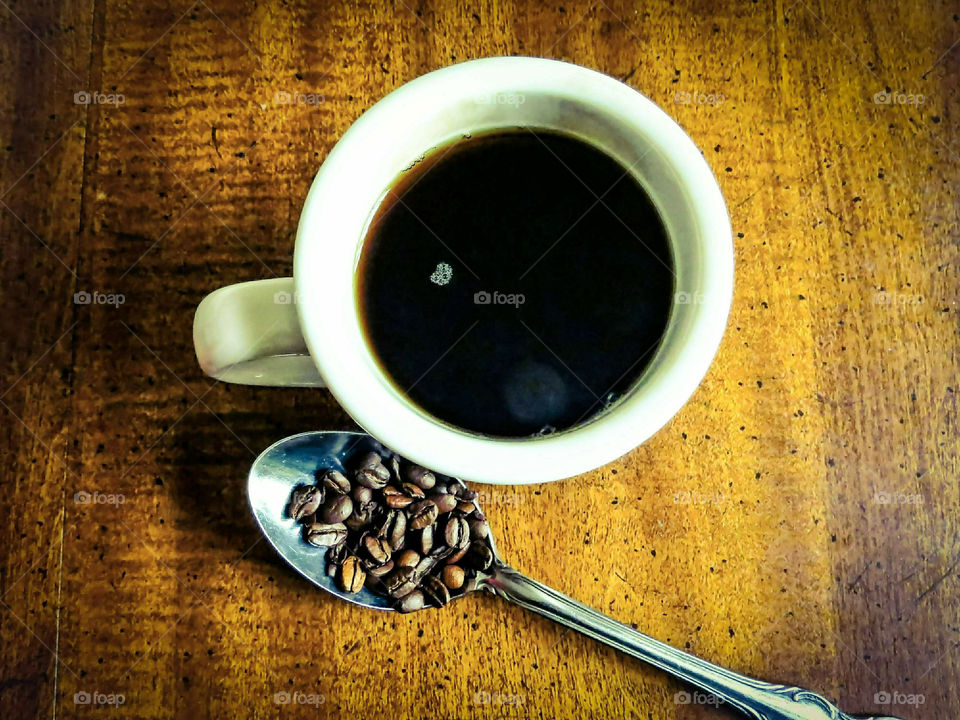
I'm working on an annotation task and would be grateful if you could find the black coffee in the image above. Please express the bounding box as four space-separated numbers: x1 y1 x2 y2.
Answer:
357 130 674 437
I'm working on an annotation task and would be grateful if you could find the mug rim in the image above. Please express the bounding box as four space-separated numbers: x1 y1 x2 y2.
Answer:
294 56 733 484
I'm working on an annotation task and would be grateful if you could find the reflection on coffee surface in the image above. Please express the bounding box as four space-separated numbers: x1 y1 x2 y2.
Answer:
357 130 674 437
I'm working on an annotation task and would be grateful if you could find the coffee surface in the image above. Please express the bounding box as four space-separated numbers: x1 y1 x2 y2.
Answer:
357 130 673 437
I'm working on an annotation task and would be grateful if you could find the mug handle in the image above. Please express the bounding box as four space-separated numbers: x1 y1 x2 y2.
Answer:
193 277 326 387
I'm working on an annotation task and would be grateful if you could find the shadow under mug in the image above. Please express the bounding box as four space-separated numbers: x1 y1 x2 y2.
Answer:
193 57 733 485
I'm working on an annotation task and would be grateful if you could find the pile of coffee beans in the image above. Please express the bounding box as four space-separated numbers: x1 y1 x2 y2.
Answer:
285 449 495 613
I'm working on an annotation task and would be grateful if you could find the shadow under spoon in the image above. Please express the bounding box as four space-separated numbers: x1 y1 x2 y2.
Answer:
248 431 902 720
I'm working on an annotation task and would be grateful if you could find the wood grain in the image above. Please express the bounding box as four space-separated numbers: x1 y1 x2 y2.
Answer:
1 0 957 718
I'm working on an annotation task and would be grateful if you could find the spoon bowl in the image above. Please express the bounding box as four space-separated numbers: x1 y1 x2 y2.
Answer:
248 431 393 609
248 430 497 611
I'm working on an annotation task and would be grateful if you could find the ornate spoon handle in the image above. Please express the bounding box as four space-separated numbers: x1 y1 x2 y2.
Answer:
483 565 902 720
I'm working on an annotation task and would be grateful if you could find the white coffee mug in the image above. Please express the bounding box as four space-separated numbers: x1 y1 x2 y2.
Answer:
193 57 733 485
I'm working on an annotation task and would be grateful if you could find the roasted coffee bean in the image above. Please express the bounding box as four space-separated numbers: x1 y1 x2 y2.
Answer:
447 545 468 564
395 549 420 568
327 542 348 566
304 522 348 548
386 455 402 483
287 484 323 521
456 501 476 514
402 483 426 500
368 560 394 577
389 533 406 553
454 486 478 501
397 590 425 613
433 493 458 514
385 566 418 598
413 554 438 579
442 564 465 590
432 483 448 495
319 469 351 495
468 516 489 540
428 543 454 559
421 575 450 608
321 494 354 524
356 455 390 480
338 556 366 593
383 486 414 509
408 500 438 530
355 467 389 490
377 508 398 536
415 545 453 579
443 515 469 548
352 485 373 505
403 464 436 490
345 501 378 531
419 525 434 555
363 535 392 565
379 509 407 550
465 541 494 571
355 451 383 470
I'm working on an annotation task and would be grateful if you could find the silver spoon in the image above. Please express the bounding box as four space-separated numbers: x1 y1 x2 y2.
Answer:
248 431 902 720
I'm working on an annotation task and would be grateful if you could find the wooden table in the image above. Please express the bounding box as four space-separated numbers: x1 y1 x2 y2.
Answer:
2 1 957 718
